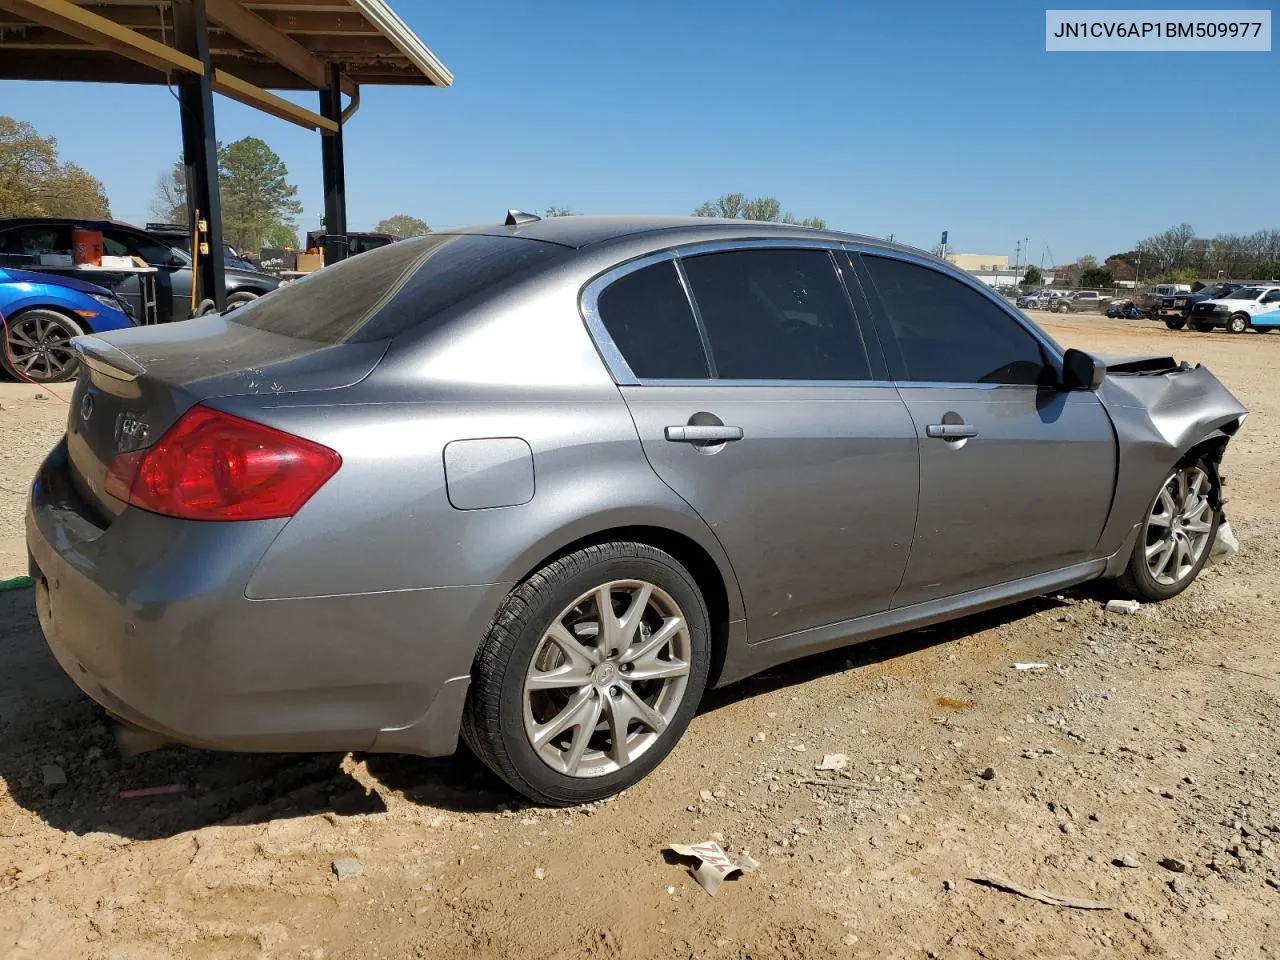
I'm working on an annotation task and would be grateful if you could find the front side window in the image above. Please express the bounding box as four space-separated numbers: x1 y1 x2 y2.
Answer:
2 225 71 257
862 255 1049 385
595 261 709 379
681 248 870 380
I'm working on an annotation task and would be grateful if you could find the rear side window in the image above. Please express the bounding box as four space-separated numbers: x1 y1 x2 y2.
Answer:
229 234 566 343
682 249 870 381
596 261 709 379
862 255 1049 385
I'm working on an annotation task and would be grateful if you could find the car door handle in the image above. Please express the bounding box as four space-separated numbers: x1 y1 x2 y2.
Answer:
664 425 744 443
926 423 979 440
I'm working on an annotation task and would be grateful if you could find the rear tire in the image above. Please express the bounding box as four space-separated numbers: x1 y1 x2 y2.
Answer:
0 308 84 383
225 291 259 312
462 541 711 805
1117 457 1220 602
1226 313 1250 334
1057 302 1070 313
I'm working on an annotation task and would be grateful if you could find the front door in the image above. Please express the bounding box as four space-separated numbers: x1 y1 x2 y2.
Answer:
588 247 919 641
854 252 1117 607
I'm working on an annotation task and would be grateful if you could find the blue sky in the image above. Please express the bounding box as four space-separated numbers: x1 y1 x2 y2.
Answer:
2 1 1275 263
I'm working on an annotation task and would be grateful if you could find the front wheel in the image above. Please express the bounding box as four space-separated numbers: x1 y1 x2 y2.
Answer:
1118 459 1220 602
462 542 711 805
1057 302 1070 313
1226 313 1250 334
1165 318 1186 330
0 309 84 383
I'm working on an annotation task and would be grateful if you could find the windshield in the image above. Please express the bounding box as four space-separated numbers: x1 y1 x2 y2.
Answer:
228 232 567 344
1227 287 1263 300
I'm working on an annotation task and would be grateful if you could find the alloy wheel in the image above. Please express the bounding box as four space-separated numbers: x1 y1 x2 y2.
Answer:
522 579 691 778
4 313 77 380
1142 465 1215 586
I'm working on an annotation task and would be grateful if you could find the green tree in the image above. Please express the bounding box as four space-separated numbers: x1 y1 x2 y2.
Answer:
218 137 302 253
1022 265 1044 286
692 192 824 228
1080 267 1113 288
543 206 576 218
1077 254 1098 271
0 115 110 218
373 214 430 237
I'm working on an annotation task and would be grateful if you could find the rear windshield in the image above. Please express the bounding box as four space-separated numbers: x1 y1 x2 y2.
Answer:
228 233 566 343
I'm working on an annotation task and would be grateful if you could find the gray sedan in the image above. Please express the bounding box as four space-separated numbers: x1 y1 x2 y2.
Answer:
26 215 1247 805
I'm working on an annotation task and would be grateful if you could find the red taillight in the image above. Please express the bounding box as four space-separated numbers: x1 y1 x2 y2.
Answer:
105 405 341 521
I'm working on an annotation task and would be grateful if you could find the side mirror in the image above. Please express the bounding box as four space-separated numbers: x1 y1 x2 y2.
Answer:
1062 348 1106 391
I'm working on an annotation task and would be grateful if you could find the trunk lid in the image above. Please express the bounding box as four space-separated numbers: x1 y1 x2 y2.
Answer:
66 317 386 521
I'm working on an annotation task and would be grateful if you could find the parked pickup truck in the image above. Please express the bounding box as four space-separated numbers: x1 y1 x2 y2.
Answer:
1153 283 1249 330
1052 290 1111 313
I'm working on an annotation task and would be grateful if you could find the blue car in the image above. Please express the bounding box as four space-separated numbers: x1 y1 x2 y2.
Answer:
0 267 133 382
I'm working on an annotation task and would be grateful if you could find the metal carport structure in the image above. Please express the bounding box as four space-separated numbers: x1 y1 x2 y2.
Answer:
0 0 452 309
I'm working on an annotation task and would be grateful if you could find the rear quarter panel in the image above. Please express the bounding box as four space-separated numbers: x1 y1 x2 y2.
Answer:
221 275 745 623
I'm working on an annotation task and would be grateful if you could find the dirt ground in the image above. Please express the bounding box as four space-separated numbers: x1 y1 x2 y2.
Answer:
1 314 1277 960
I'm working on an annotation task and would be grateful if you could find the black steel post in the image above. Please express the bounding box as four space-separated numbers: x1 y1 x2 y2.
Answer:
319 63 348 265
171 0 225 313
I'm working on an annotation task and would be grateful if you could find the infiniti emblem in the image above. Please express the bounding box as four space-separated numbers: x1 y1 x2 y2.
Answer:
79 392 95 422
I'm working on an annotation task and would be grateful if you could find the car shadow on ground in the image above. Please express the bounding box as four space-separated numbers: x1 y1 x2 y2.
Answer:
0 585 1070 841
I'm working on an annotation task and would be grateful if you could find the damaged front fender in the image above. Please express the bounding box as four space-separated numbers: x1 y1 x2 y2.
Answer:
1095 357 1247 565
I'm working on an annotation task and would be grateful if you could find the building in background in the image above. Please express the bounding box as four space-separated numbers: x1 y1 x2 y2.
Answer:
946 253 1009 272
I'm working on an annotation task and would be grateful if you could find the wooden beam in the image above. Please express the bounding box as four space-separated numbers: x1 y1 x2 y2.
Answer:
205 0 354 94
212 68 338 132
0 0 203 75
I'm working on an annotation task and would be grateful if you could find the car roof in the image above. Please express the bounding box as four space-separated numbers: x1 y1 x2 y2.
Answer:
441 214 930 258
0 216 157 234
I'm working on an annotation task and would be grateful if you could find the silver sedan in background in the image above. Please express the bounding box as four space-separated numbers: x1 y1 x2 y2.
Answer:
27 215 1246 804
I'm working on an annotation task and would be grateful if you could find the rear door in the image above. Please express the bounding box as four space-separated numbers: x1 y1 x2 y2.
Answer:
588 244 920 641
853 251 1117 607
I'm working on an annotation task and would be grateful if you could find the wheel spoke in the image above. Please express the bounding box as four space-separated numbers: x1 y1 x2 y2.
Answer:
560 694 603 775
1151 539 1176 578
1146 512 1171 529
531 687 596 750
1145 538 1169 561
594 585 623 658
1186 470 1205 502
615 582 653 655
1170 539 1186 575
546 621 600 672
8 328 36 348
526 662 592 691
602 693 633 767
620 615 683 664
626 658 690 682
1184 518 1212 534
617 682 667 734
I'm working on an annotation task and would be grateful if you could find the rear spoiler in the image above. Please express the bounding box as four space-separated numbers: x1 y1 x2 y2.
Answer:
73 336 144 382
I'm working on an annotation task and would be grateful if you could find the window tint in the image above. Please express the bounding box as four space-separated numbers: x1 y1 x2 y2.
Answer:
862 255 1049 385
105 230 180 266
681 249 870 380
596 261 709 379
0 225 71 259
229 233 566 344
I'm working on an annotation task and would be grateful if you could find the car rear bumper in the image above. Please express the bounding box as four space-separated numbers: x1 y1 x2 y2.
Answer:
26 440 504 758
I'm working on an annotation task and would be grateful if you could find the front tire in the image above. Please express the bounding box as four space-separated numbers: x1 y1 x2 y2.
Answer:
1057 302 1070 313
462 542 711 805
1118 459 1220 602
1165 318 1186 330
0 309 84 383
1226 313 1250 334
